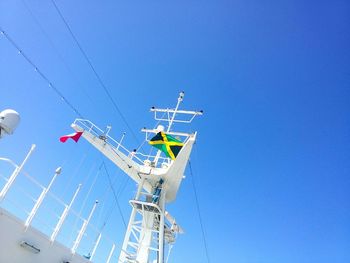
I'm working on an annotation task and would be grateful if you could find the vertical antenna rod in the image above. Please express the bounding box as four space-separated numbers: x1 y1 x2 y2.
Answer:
153 91 185 166
167 91 184 132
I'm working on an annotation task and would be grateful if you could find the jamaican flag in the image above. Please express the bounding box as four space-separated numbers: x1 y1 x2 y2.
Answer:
149 132 184 160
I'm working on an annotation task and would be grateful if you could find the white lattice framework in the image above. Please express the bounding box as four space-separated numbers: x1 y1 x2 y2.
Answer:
72 92 202 263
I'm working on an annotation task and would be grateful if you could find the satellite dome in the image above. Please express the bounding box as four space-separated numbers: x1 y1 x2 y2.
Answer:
0 109 20 137
156 125 165 132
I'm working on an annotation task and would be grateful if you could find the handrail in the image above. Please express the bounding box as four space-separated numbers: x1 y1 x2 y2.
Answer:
0 157 19 169
73 119 172 168
0 155 119 262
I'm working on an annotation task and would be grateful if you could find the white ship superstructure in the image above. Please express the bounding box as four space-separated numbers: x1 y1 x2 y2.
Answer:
0 92 202 263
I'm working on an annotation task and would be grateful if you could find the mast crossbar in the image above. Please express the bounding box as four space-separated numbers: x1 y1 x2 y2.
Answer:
141 128 192 138
151 107 203 124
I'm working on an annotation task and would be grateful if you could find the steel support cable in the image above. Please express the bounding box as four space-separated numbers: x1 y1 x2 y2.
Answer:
98 173 128 234
62 151 89 197
20 0 95 106
50 0 143 150
79 161 102 216
102 161 127 229
0 28 83 118
95 159 122 227
116 175 129 198
85 160 127 256
103 172 130 228
188 160 211 263
95 163 117 226
96 190 110 229
68 161 100 243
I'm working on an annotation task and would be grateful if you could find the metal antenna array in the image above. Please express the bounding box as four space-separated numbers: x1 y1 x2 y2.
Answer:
147 91 203 130
142 92 203 168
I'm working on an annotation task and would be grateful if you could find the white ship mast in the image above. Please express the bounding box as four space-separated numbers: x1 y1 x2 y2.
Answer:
71 92 202 263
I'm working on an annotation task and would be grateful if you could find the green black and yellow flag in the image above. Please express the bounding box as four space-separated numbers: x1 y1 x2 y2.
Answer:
149 132 184 160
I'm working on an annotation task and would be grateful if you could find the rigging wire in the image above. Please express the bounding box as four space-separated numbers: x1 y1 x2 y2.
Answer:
0 28 83 118
79 161 102 216
101 173 131 229
1 24 134 230
102 161 127 229
188 159 211 263
96 170 129 235
50 0 143 149
95 160 125 229
20 0 95 106
68 161 101 243
62 151 88 197
96 181 113 228
95 162 118 226
116 174 130 198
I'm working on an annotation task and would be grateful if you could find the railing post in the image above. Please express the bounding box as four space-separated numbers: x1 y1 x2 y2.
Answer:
105 125 112 137
24 167 61 230
71 200 99 254
117 132 126 150
50 184 82 242
106 244 115 263
90 233 102 261
167 91 184 132
0 144 36 202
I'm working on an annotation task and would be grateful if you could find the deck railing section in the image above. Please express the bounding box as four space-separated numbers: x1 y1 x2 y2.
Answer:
0 156 118 263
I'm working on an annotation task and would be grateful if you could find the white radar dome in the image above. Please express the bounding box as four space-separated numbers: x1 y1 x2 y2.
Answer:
0 109 20 137
156 125 165 132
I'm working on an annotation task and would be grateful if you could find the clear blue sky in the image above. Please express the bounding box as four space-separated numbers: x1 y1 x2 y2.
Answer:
1 0 349 262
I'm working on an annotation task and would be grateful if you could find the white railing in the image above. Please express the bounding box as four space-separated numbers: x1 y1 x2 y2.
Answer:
73 119 170 168
0 156 119 263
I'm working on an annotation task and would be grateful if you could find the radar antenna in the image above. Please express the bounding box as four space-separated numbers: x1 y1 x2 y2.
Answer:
0 109 20 139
